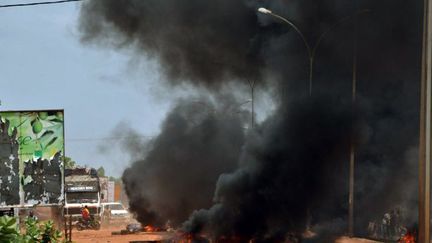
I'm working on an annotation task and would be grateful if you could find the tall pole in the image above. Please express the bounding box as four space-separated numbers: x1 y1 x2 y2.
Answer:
258 8 370 96
419 0 432 241
309 57 314 96
249 80 256 128
348 2 358 237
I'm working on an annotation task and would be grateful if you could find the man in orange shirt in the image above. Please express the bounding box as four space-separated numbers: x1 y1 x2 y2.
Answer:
81 205 90 223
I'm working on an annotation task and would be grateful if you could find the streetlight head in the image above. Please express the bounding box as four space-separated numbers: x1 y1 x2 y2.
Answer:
258 7 272 14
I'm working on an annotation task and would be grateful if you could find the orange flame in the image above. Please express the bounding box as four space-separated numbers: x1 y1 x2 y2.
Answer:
399 231 415 243
144 225 157 232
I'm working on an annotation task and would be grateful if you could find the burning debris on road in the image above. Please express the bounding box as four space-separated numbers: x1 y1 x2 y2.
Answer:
399 231 416 243
113 223 166 235
79 0 423 241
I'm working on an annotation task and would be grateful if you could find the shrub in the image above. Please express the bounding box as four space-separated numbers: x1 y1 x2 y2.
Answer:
0 215 62 243
0 216 20 242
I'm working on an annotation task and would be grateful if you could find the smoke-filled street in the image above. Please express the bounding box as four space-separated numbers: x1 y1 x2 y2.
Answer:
77 0 423 241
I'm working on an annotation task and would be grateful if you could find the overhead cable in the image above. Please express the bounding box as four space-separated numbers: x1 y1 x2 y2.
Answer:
0 0 81 8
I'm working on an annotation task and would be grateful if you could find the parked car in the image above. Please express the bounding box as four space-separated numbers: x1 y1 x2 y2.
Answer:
101 202 132 224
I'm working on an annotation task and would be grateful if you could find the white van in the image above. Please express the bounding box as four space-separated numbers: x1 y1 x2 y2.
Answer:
101 202 131 223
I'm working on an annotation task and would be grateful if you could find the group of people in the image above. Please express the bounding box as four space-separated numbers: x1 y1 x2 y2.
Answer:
367 208 407 240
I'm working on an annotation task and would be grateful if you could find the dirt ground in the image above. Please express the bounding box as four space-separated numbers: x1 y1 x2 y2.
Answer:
334 237 382 243
71 229 381 243
69 225 176 243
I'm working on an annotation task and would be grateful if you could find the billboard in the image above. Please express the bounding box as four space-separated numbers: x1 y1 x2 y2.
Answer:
0 110 64 207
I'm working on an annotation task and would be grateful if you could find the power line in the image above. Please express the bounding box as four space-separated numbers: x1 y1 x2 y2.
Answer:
0 0 82 8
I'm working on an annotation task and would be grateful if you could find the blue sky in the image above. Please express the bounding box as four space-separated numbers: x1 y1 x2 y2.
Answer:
0 1 172 177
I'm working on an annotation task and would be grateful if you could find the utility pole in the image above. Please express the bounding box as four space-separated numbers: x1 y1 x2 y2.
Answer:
248 80 256 128
348 3 358 236
419 0 432 241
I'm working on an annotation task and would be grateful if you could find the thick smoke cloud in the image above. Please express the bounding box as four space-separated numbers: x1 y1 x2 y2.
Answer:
79 0 263 88
183 96 357 241
80 0 423 240
122 98 246 226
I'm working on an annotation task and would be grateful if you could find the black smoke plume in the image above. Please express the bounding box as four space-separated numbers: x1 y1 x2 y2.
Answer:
79 0 263 88
80 0 423 240
122 98 247 226
182 96 357 241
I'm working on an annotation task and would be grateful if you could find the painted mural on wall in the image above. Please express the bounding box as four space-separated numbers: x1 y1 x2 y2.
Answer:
0 110 64 206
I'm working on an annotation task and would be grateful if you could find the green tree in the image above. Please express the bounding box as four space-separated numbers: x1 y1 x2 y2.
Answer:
63 156 76 169
97 166 105 177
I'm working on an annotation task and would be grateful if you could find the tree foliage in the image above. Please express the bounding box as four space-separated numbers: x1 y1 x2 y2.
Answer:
63 156 76 169
97 166 105 177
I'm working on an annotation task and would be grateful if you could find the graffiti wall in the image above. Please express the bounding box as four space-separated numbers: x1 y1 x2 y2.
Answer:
0 110 64 206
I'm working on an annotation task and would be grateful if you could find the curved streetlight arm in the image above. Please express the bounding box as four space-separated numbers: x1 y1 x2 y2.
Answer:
312 9 371 58
258 7 371 96
259 7 313 94
265 12 312 58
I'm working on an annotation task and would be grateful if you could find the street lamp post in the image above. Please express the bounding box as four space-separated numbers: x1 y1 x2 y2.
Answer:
258 7 313 95
418 0 432 242
257 7 369 96
258 6 370 237
348 8 358 237
248 80 256 128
